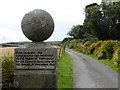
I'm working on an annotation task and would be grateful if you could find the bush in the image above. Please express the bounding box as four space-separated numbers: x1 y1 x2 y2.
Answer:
69 39 81 44
76 41 93 54
76 43 83 52
67 43 74 49
89 41 103 54
2 56 15 88
84 41 92 46
112 47 120 66
96 41 117 60
67 39 81 49
2 56 14 73
96 47 107 59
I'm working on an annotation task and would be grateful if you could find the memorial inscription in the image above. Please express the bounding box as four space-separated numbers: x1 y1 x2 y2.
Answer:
15 49 55 69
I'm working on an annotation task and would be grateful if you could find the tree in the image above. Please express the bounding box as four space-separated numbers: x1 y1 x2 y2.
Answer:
84 3 105 40
67 25 85 39
101 2 120 40
67 2 120 41
84 2 120 40
62 37 73 44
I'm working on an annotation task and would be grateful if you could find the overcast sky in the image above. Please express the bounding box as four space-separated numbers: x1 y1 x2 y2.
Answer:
0 0 101 43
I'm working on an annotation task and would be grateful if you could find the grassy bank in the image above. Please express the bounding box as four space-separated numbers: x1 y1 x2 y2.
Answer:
57 52 73 88
88 54 120 73
69 48 119 74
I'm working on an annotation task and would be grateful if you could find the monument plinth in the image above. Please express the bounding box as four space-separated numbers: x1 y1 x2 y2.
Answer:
14 9 57 88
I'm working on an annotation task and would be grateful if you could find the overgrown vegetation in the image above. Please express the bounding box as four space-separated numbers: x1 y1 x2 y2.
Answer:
57 52 73 88
1 56 15 88
66 39 120 73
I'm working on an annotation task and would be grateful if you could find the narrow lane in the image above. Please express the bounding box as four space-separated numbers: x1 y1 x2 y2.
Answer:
66 49 119 88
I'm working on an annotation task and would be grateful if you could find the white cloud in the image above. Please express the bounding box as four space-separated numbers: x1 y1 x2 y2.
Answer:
0 0 101 43
0 28 29 43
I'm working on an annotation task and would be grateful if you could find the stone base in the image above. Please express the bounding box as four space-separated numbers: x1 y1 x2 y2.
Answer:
14 42 57 88
15 70 56 88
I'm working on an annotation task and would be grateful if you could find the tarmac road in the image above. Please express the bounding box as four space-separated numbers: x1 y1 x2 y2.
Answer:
66 49 119 88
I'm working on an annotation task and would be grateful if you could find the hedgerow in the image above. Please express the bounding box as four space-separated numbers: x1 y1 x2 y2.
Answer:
67 39 120 66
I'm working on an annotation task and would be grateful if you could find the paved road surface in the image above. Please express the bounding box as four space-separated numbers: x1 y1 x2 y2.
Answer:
66 49 119 88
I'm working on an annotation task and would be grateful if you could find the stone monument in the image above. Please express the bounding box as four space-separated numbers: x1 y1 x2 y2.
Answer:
14 9 57 88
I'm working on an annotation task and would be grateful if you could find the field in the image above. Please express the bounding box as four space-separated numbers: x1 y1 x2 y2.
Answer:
0 47 17 57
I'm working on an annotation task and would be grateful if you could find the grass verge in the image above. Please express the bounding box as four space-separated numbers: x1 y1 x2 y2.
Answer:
57 52 73 88
69 48 120 73
88 54 120 73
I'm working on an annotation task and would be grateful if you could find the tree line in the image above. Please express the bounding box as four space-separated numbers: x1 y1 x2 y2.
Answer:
65 2 120 43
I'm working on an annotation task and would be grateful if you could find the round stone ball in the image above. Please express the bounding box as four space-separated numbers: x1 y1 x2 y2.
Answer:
21 9 54 42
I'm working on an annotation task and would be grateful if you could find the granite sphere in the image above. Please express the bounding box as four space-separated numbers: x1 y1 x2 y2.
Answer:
21 9 54 41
